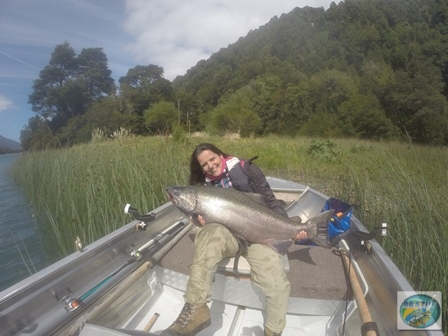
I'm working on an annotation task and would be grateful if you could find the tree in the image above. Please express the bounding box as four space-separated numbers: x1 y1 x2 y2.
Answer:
167 0 448 144
143 101 178 134
360 61 395 99
306 69 357 115
298 112 342 138
57 97 130 144
249 75 286 135
338 93 400 140
20 116 59 151
381 62 447 143
408 106 448 145
119 65 173 119
77 48 115 99
207 86 261 137
27 42 115 145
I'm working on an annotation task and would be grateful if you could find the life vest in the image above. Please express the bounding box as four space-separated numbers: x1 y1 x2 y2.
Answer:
225 157 256 192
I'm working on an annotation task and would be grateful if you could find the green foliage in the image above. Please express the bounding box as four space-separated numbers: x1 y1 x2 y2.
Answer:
407 106 448 145
207 86 261 137
27 42 114 134
307 139 340 162
144 100 178 134
171 125 189 144
299 112 343 138
338 93 400 139
349 143 368 153
91 128 107 143
20 116 60 151
56 97 130 144
119 65 173 119
21 0 448 148
172 0 448 145
24 42 115 150
307 69 358 114
12 138 190 260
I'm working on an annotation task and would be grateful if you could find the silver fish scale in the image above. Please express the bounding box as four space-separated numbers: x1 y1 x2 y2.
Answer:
167 185 334 251
194 186 308 241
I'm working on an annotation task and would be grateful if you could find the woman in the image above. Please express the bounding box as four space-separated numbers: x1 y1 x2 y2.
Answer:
161 143 306 336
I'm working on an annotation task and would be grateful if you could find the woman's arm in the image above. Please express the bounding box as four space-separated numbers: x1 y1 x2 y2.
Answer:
244 162 288 217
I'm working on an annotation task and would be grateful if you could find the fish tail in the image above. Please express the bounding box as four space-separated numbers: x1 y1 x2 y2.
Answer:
305 209 335 248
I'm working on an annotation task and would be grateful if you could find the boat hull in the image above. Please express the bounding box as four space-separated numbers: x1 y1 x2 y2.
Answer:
0 177 443 335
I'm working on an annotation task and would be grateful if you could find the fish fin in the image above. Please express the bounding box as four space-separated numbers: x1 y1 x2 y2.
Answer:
236 236 249 251
290 216 302 223
306 209 335 249
265 239 294 255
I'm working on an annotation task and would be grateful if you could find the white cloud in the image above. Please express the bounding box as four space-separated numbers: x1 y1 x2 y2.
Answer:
123 0 334 80
0 95 14 112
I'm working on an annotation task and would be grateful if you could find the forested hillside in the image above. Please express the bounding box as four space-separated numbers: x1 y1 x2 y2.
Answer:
173 0 448 142
21 0 448 150
0 135 21 153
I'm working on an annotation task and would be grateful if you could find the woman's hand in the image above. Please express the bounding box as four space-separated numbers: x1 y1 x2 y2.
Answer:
294 230 307 241
191 214 206 227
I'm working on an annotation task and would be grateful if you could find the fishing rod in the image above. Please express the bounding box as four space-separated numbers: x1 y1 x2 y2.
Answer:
63 216 188 312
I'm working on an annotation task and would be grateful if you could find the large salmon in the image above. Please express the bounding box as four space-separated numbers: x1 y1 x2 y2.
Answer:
166 185 334 254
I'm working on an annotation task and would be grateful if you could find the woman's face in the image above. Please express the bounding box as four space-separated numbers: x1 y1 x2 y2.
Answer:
197 149 223 177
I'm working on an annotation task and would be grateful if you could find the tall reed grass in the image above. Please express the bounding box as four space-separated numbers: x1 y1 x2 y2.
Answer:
13 135 447 330
13 137 190 259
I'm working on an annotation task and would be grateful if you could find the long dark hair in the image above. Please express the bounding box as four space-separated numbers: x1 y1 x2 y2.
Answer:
189 143 229 185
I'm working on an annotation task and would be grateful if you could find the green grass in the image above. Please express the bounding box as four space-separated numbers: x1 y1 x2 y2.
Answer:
13 137 190 259
13 135 448 331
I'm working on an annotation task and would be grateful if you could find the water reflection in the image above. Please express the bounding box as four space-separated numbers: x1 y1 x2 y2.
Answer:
0 153 47 292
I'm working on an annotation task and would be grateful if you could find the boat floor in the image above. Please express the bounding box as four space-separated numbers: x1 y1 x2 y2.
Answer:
107 226 351 335
121 286 335 336
82 217 351 336
158 227 348 301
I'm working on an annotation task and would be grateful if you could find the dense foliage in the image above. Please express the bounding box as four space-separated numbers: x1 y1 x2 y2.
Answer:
21 0 448 150
173 0 448 143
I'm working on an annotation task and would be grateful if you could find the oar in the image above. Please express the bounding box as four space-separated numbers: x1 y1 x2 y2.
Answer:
341 250 379 336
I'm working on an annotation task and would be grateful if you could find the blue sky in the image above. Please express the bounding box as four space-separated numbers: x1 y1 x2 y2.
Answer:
0 0 334 143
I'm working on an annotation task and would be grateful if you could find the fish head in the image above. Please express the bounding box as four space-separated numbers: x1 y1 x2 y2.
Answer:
166 186 198 216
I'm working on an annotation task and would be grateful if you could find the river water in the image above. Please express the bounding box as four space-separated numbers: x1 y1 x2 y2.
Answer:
0 153 48 292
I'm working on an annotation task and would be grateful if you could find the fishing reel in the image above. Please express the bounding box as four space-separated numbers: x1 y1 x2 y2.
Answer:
124 204 156 231
52 287 82 312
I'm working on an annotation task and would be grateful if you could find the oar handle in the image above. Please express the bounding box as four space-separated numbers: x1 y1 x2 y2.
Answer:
341 250 380 336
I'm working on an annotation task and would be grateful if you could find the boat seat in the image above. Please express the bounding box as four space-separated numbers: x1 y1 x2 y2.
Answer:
78 323 157 336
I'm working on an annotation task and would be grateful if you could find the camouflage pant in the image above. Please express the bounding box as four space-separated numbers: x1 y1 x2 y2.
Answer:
185 223 291 333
